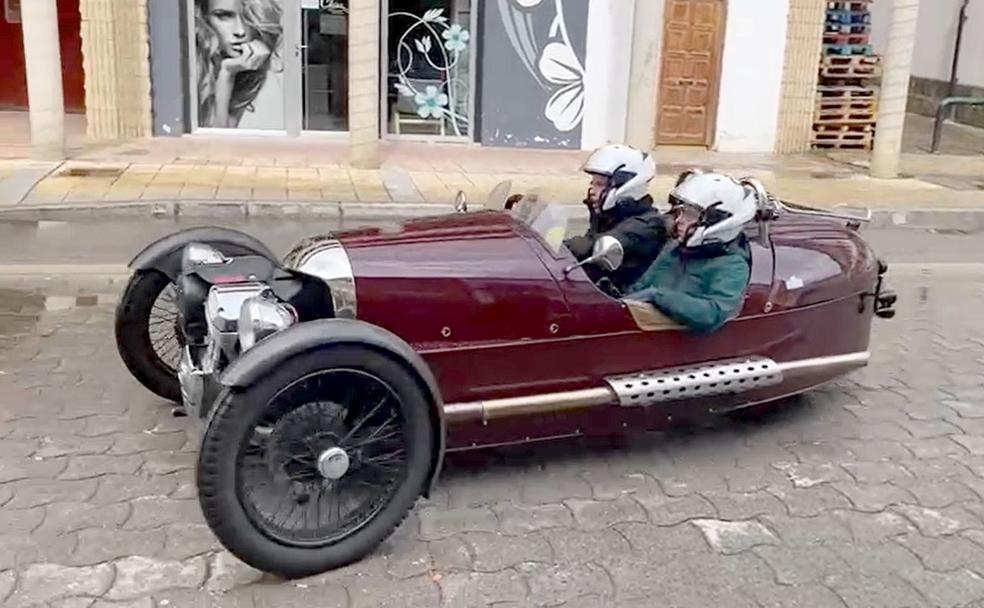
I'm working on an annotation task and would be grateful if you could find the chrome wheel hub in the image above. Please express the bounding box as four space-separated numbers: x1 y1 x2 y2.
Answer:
317 447 350 480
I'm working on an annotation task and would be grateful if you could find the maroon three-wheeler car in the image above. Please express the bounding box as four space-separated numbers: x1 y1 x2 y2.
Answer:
113 175 896 578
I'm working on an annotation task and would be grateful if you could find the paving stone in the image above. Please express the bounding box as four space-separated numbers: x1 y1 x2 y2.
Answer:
35 434 114 459
772 461 851 488
125 497 203 530
766 484 852 517
493 502 573 535
564 496 647 531
438 570 527 608
741 581 851 608
445 472 523 509
901 418 964 438
831 482 917 512
823 572 931 608
905 437 970 459
613 522 710 562
579 470 661 500
107 556 207 600
348 574 440 608
691 519 778 555
6 563 114 608
757 513 854 546
0 569 14 603
953 435 984 456
842 460 914 484
842 439 914 462
944 399 984 419
428 536 473 572
38 500 130 535
70 528 167 565
49 599 97 608
901 568 984 608
0 438 40 458
462 531 552 571
834 509 917 544
895 479 980 508
632 491 718 526
91 599 155 608
523 562 614 606
896 533 984 574
141 451 197 476
752 545 852 585
4 478 97 509
0 484 11 507
160 523 223 561
91 473 179 505
60 454 143 480
0 505 45 536
250 584 348 608
542 527 630 565
519 473 593 504
701 490 788 520
898 456 976 481
205 551 264 593
418 506 498 541
0 533 78 571
0 457 67 483
893 504 983 537
108 431 187 455
610 552 767 607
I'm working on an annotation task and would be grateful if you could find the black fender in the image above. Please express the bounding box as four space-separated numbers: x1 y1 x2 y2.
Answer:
219 318 447 496
129 226 278 282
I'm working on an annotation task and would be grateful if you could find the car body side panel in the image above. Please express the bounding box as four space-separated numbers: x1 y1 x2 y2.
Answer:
333 210 879 449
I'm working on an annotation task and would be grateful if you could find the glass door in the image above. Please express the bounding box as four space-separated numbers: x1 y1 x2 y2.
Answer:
384 0 475 141
300 0 349 131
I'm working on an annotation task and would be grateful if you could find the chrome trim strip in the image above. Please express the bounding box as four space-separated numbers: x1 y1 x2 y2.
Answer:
441 351 870 422
776 351 870 374
282 236 357 319
444 388 614 424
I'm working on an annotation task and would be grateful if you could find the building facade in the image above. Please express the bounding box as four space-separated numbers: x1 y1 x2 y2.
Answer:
6 0 911 157
871 0 983 129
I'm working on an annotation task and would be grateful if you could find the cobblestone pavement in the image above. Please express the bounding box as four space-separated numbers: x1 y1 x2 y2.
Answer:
2 268 984 608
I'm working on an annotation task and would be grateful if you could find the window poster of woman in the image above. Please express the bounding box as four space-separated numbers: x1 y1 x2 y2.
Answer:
195 0 285 130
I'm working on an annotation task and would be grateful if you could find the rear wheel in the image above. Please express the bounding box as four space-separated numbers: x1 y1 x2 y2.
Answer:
114 270 182 402
197 346 434 578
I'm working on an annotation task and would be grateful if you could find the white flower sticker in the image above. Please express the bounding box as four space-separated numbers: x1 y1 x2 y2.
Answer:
538 41 584 132
415 85 449 119
442 24 470 53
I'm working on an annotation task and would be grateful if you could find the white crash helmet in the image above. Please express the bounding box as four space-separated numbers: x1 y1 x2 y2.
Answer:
582 144 657 212
670 171 758 248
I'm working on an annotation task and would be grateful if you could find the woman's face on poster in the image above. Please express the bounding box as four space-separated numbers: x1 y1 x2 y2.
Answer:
207 0 250 57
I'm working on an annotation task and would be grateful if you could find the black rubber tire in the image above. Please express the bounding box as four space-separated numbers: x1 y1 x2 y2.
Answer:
114 270 182 403
196 346 435 579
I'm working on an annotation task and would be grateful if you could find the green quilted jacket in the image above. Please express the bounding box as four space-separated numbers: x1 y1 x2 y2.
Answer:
624 237 752 334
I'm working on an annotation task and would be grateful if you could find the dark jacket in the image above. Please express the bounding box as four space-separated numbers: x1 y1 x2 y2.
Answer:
564 195 669 290
624 236 752 334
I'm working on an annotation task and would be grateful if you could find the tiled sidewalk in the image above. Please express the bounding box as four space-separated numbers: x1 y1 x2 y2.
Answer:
1 129 983 215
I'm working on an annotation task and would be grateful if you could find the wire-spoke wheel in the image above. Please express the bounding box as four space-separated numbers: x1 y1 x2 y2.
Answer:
114 270 183 402
197 346 434 578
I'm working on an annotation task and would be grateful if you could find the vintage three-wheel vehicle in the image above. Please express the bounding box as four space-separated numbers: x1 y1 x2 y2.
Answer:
113 175 896 578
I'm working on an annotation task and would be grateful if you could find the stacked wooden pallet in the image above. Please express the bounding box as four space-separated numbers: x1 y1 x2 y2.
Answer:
812 0 881 150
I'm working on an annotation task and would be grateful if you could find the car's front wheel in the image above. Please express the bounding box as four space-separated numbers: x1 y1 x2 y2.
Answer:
196 346 434 578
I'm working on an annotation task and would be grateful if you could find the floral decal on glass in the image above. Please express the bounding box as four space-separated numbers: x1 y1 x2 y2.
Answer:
389 8 471 136
497 0 585 132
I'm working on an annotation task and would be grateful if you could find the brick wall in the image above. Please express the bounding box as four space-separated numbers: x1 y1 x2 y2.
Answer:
774 0 826 154
80 0 152 140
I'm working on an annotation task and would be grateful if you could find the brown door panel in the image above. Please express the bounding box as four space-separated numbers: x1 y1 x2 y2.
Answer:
655 0 726 147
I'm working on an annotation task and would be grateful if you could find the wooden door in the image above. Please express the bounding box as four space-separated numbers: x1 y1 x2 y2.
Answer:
654 0 726 146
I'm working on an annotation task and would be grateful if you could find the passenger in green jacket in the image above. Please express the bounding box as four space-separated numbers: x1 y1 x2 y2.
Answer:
624 171 759 334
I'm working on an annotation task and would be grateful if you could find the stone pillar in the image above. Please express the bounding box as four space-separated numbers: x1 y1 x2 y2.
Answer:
80 0 153 140
348 0 381 169
774 0 826 154
623 0 665 151
20 0 65 156
871 0 920 178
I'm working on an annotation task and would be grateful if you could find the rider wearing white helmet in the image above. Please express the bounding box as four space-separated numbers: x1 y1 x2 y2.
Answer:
563 144 669 291
624 170 758 334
